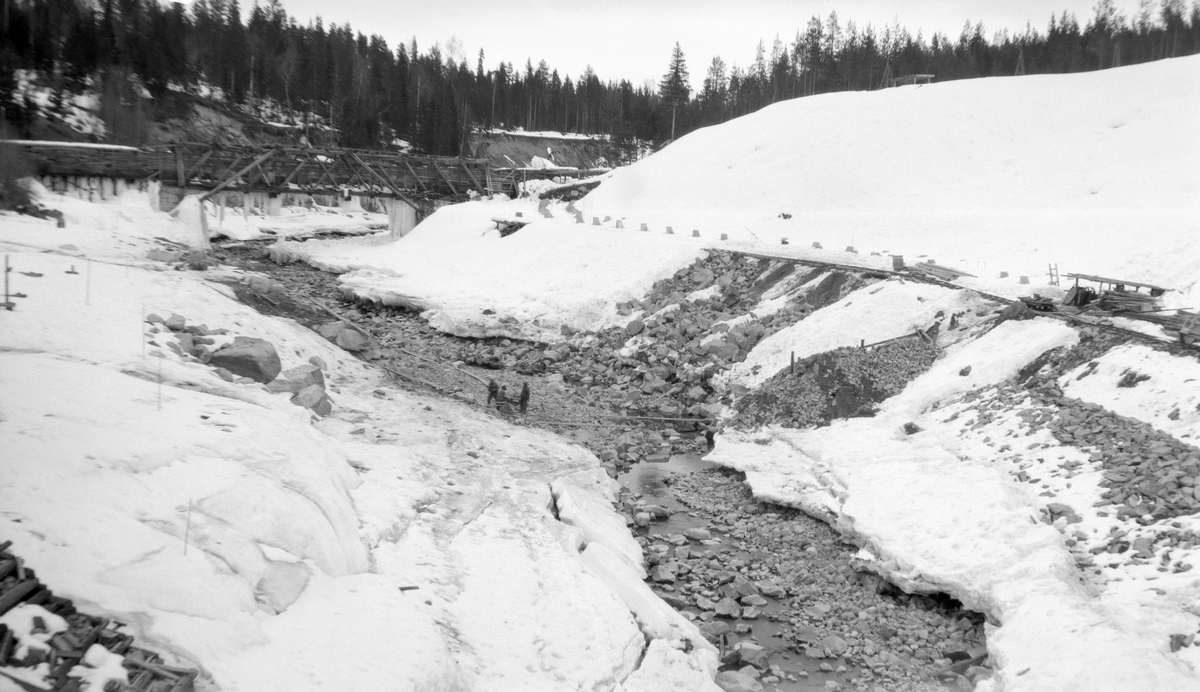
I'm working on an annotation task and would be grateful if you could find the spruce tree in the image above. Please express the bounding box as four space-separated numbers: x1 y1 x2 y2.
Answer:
659 42 690 140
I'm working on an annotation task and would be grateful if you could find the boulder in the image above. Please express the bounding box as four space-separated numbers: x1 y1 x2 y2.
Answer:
209 337 282 383
699 621 730 640
283 363 325 389
737 642 770 668
714 597 742 618
650 565 676 583
317 321 345 339
756 581 786 598
684 527 711 541
165 314 187 331
715 670 763 692
336 326 371 351
291 384 332 416
267 379 301 394
821 635 849 655
626 318 645 336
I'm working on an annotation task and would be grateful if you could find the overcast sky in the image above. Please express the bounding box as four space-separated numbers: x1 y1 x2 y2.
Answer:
272 0 1149 88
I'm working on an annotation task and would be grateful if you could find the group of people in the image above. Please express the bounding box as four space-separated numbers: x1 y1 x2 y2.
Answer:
487 379 530 414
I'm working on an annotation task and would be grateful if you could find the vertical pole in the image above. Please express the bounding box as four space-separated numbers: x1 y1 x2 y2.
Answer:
790 351 795 374
3 255 9 310
184 498 193 555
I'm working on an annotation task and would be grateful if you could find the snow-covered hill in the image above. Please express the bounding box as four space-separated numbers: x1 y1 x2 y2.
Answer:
583 56 1200 294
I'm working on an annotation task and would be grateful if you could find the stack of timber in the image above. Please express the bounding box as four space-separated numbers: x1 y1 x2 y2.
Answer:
1098 289 1160 313
0 541 197 692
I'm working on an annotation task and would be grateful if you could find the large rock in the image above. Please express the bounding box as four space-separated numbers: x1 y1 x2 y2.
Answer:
291 384 332 416
715 670 763 692
283 363 325 389
714 597 742 618
209 337 282 383
335 326 371 351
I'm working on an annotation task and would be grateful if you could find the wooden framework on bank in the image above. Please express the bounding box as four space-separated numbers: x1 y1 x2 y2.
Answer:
5 141 495 206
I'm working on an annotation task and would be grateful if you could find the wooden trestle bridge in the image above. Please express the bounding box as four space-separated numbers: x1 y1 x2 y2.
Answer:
8 140 602 208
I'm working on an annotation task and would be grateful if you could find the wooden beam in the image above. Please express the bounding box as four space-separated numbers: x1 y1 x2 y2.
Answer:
402 160 431 193
310 156 339 189
339 153 375 192
211 155 245 188
282 160 307 185
429 159 458 195
174 147 186 187
458 158 484 191
200 149 277 202
350 153 418 210
181 149 215 184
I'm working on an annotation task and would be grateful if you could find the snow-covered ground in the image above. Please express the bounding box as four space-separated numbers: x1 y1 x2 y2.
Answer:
582 56 1200 300
708 312 1200 691
274 201 710 340
0 189 719 691
4 54 1199 692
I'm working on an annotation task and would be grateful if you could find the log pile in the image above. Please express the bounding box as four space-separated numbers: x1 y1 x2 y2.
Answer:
0 542 197 692
1098 289 1159 313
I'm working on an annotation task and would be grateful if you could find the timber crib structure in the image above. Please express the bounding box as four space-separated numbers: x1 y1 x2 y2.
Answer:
7 140 601 204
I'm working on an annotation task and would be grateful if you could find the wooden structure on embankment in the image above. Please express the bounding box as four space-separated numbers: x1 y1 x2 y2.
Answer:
8 140 493 202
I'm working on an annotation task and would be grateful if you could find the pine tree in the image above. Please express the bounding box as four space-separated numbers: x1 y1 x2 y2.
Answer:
659 42 689 140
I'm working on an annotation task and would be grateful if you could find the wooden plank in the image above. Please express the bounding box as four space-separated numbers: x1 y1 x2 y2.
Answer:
429 159 458 195
403 160 431 193
199 150 277 202
282 160 307 185
350 153 418 210
181 149 215 184
458 158 484 191
174 147 186 187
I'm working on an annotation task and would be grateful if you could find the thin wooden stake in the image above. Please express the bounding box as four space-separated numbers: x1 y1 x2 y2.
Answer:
183 499 193 555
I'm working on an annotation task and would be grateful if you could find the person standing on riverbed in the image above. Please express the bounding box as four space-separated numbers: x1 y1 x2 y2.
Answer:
518 383 530 414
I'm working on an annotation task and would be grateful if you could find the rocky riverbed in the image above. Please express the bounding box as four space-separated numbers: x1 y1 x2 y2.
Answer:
619 458 988 692
211 240 998 691
210 237 1200 691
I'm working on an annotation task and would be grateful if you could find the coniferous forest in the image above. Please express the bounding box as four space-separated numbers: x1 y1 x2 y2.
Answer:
1 0 1198 155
